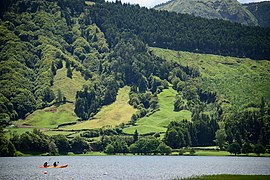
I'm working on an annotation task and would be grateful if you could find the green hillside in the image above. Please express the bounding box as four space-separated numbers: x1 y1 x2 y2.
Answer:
154 0 258 26
150 47 270 111
62 86 137 130
1 0 270 157
123 87 191 135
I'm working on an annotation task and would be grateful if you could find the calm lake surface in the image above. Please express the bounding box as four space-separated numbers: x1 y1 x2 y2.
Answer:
0 156 270 180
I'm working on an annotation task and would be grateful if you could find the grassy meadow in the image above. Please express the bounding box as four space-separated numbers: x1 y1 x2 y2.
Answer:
123 87 192 135
151 47 270 110
61 86 137 130
16 103 78 129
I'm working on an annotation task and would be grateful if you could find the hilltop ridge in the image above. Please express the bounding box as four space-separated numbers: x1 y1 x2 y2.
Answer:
154 0 258 26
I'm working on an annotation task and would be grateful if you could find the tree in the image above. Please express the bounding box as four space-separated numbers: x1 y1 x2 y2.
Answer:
42 87 55 103
49 140 59 156
52 134 70 155
70 136 89 154
174 94 183 112
105 144 115 154
67 66 72 78
0 135 16 157
215 128 227 150
228 142 241 156
57 89 63 102
164 127 185 149
156 142 172 155
51 62 56 75
254 144 266 156
133 129 138 143
242 142 253 155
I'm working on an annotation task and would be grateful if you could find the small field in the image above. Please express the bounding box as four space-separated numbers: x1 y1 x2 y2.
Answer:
61 86 137 130
151 47 270 110
178 175 270 180
123 87 192 135
16 103 78 129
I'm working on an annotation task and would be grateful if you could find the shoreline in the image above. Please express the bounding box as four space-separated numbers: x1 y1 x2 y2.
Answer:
11 150 270 157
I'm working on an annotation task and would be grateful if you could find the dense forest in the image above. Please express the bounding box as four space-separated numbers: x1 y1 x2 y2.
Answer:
244 1 270 28
89 0 270 60
0 0 269 156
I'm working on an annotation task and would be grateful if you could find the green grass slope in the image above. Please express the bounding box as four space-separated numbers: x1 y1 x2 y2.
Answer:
61 86 137 130
16 103 78 129
52 63 87 102
13 65 87 130
123 87 192 135
151 47 270 111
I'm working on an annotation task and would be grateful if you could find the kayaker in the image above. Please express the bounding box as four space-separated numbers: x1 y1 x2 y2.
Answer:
53 162 58 167
43 162 48 167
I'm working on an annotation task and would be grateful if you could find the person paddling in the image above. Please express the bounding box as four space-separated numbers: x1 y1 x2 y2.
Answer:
43 162 48 167
53 162 59 167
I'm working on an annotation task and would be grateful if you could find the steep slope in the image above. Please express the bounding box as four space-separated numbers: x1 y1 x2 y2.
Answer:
0 0 111 124
154 0 258 26
151 47 270 112
244 1 270 28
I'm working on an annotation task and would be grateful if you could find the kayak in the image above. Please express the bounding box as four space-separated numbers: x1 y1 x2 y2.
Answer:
39 164 68 168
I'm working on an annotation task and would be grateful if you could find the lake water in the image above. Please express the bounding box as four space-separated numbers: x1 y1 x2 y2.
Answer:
0 156 270 180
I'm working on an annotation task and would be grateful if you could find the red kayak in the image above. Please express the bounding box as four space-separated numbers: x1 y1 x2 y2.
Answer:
39 164 68 168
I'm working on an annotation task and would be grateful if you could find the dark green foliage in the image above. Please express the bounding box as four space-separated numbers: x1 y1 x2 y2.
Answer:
103 76 119 105
99 135 133 151
57 0 85 16
129 137 160 155
133 129 138 143
81 129 100 138
75 85 101 120
105 139 129 154
42 87 55 103
90 2 270 60
156 142 172 155
164 117 218 149
228 142 241 155
67 66 72 78
51 62 56 75
0 131 16 156
70 136 89 154
241 142 253 155
174 94 185 112
104 143 114 154
164 121 188 149
254 144 266 156
11 129 49 153
244 2 270 28
51 134 69 155
11 89 36 119
225 104 270 149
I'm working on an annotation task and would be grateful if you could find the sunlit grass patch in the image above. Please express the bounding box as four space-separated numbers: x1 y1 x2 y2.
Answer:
123 87 192 135
62 86 137 130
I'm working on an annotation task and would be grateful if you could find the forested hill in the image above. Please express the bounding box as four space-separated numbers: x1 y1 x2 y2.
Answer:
90 1 270 60
244 1 270 28
154 0 258 26
0 0 270 157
